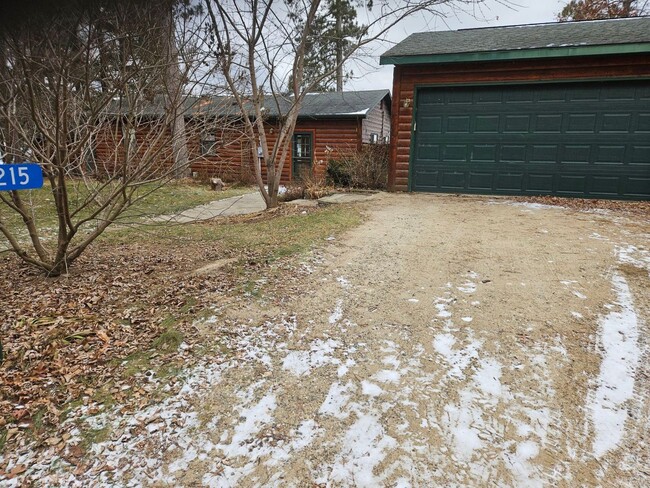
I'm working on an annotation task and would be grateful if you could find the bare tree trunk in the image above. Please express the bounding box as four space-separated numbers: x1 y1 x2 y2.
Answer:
336 0 343 92
171 107 190 178
165 8 190 179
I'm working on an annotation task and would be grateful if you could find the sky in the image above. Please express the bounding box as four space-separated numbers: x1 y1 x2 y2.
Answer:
348 0 566 91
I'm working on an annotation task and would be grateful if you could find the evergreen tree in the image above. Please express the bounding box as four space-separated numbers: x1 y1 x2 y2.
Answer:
301 0 365 92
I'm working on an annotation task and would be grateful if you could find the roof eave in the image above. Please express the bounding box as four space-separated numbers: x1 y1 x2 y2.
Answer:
296 113 367 120
379 42 650 66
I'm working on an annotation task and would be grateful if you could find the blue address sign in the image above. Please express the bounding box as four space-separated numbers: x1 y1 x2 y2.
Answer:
0 163 44 191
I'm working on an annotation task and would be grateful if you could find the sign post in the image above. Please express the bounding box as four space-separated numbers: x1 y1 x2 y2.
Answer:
0 163 44 191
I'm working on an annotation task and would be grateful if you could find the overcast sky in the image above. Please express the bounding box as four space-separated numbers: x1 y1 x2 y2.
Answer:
347 0 566 91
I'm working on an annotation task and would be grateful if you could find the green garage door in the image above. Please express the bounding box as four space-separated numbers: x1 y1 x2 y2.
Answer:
412 81 650 200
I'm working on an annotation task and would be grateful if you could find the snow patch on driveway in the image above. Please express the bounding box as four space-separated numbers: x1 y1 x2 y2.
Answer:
617 244 650 275
329 299 344 324
282 338 341 376
320 413 397 486
587 272 641 458
433 331 482 379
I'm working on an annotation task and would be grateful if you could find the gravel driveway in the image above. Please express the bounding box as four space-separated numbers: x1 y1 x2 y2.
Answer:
9 193 650 487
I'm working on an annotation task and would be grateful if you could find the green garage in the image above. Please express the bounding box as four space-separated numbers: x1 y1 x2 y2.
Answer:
412 81 650 199
381 17 650 200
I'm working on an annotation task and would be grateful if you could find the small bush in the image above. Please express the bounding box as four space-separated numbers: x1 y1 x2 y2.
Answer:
281 160 331 201
327 144 388 190
326 159 351 187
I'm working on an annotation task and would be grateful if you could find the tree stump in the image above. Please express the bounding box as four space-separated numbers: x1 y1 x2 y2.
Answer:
210 177 224 191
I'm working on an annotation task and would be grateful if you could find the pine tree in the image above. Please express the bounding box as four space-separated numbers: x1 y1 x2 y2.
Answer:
301 0 365 92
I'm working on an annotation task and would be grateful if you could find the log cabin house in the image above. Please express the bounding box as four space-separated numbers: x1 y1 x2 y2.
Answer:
94 89 391 184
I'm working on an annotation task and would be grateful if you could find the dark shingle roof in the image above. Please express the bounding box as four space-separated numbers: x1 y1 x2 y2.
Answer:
265 89 390 118
380 17 650 64
298 89 389 117
105 90 390 119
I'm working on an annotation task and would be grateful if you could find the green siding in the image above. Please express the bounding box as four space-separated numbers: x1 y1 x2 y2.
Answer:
411 81 650 200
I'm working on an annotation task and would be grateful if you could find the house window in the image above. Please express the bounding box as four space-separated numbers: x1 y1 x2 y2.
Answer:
201 132 218 156
369 133 378 144
382 135 389 144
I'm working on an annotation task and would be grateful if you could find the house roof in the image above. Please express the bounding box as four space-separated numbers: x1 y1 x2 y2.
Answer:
105 89 390 120
282 89 390 118
380 17 650 65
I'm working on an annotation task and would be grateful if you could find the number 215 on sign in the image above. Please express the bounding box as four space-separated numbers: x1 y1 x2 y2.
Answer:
0 163 44 191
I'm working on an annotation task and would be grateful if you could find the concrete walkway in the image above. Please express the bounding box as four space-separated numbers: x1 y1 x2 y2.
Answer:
152 190 378 224
318 191 377 204
152 191 266 223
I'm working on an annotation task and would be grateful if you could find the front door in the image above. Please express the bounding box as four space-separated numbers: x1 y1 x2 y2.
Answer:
292 132 313 180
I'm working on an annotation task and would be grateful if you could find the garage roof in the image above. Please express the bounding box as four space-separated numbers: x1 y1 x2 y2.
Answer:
380 17 650 65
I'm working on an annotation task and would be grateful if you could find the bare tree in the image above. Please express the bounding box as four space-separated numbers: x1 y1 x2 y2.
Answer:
558 0 647 21
205 0 484 209
0 1 226 276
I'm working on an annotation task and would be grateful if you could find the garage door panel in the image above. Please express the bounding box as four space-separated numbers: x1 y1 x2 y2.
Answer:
634 114 650 132
447 116 471 133
416 143 440 161
567 114 597 132
526 174 554 192
504 115 531 133
594 146 626 164
626 177 650 197
600 113 632 133
471 145 497 162
440 171 466 189
443 145 467 161
475 90 503 104
562 145 591 164
416 171 440 191
504 89 535 104
535 114 563 133
567 90 600 102
501 145 526 162
495 173 524 191
412 81 650 200
558 175 587 194
419 115 443 133
468 172 494 190
531 145 558 163
448 91 473 104
602 87 637 101
631 146 650 165
590 176 620 195
536 89 567 103
475 115 500 133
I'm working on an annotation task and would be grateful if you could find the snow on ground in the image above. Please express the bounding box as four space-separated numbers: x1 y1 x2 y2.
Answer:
329 299 344 324
282 338 341 376
587 272 641 458
617 244 650 274
488 200 566 211
3 230 648 487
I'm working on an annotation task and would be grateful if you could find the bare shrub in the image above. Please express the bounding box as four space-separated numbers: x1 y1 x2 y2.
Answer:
327 145 389 190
